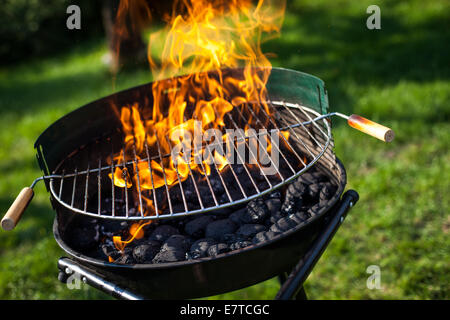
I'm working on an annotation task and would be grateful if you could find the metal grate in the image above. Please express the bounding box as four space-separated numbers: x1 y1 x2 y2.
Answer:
47 101 332 221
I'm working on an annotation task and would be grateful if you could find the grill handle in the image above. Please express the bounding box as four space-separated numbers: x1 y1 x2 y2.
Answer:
1 187 34 231
347 114 394 142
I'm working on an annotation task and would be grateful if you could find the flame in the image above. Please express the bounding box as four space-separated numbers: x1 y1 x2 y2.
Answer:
109 0 286 253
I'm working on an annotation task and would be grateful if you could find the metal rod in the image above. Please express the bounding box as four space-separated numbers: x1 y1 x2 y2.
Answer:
235 104 293 178
154 132 174 215
83 162 90 212
164 135 189 213
121 145 129 218
193 151 219 207
132 137 144 217
205 144 233 203
258 102 307 167
111 147 116 217
185 155 205 210
225 113 267 191
58 171 65 198
144 138 159 217
71 168 78 208
277 102 318 158
98 158 101 215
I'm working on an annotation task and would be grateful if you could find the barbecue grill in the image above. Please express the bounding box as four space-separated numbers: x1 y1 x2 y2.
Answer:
1 67 393 299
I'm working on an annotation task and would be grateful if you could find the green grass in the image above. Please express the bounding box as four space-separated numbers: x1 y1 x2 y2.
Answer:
0 0 449 299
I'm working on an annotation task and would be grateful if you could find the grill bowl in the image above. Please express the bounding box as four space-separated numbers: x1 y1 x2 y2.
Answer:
35 67 345 298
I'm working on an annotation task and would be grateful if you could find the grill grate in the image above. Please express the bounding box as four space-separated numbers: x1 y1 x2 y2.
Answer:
47 101 332 221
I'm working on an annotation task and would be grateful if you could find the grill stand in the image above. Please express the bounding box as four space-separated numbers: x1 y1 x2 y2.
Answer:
57 190 359 300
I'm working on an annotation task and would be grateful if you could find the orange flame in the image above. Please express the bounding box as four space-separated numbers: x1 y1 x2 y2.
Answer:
110 0 286 254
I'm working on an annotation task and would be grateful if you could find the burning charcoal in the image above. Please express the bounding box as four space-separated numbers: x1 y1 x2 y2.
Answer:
270 217 298 233
190 238 216 259
101 241 121 261
242 198 268 224
205 219 237 241
207 243 230 257
229 240 252 251
132 240 161 263
252 231 280 244
236 224 267 240
265 198 281 216
184 216 214 238
149 225 180 242
114 253 136 265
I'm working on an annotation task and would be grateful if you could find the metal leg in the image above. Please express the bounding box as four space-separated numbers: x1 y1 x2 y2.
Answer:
295 287 308 300
57 257 143 300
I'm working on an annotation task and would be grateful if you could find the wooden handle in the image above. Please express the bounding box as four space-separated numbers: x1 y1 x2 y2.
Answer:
347 114 395 142
1 187 34 231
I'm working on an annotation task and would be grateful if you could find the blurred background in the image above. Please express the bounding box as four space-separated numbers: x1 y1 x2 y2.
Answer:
0 0 448 299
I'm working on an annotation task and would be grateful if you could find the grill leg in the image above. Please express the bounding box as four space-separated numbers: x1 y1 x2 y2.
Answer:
278 272 308 300
295 287 308 300
57 257 143 300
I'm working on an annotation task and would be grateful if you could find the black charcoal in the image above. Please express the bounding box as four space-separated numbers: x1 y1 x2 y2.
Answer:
252 231 280 244
207 243 230 257
152 249 186 263
229 208 246 225
132 240 161 263
114 253 136 265
265 198 281 215
190 238 216 258
270 217 298 233
308 203 322 216
205 219 237 241
229 241 252 250
184 216 214 238
242 198 268 224
69 225 99 251
236 224 266 239
161 235 191 252
149 225 180 242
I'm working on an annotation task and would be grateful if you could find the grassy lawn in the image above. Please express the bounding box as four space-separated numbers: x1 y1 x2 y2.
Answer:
0 0 448 299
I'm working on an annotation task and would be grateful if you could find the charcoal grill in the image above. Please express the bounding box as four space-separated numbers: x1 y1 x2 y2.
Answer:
1 67 393 299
